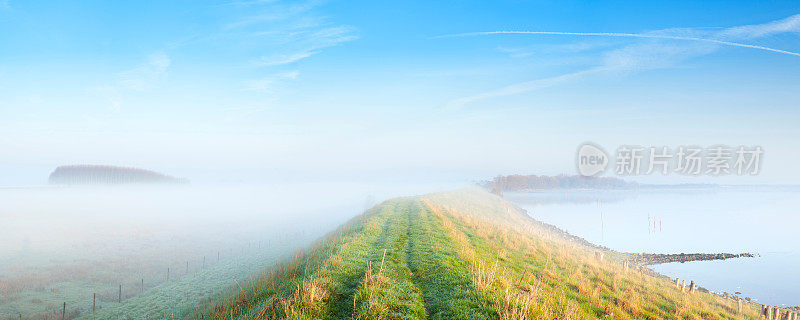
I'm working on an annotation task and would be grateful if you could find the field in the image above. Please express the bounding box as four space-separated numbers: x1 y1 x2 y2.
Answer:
0 233 312 320
0 185 356 320
200 188 760 319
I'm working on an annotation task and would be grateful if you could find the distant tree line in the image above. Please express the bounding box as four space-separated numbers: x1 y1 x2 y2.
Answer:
483 174 636 194
48 165 188 185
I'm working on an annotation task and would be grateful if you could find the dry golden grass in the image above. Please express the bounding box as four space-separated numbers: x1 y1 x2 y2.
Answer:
200 188 762 320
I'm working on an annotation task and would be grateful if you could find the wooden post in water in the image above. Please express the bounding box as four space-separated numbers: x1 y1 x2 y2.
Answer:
62 302 65 320
141 278 144 293
119 284 122 303
167 267 170 281
186 261 189 274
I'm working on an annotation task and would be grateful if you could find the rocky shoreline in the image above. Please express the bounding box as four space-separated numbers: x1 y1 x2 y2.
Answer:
509 202 788 308
628 252 755 266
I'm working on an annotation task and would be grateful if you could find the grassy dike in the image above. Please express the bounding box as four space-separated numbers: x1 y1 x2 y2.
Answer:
198 188 759 319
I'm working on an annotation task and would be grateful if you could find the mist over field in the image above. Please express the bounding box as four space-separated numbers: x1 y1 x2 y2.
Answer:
2 0 800 318
0 182 458 263
0 182 463 317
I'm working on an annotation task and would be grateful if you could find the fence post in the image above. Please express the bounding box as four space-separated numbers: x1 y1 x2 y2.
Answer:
681 280 685 293
737 299 741 314
688 281 695 294
142 278 144 293
167 267 170 281
119 284 122 303
675 278 680 289
62 302 65 320
763 305 770 319
93 293 96 314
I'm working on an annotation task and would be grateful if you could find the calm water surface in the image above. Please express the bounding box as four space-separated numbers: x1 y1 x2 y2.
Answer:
506 187 800 306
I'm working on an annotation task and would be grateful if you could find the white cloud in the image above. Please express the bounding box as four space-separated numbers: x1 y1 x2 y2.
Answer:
86 53 170 111
719 14 800 39
443 15 800 110
224 1 318 30
244 70 300 92
119 53 171 91
222 0 279 7
441 31 800 57
444 68 604 110
86 86 122 112
255 50 319 66
219 1 357 93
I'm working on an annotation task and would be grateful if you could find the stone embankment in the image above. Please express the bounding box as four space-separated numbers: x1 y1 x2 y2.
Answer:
629 252 755 266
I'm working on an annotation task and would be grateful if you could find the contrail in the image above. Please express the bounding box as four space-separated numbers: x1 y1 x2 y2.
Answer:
437 31 800 57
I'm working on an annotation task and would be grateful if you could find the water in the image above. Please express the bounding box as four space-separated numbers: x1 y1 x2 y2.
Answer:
506 187 800 306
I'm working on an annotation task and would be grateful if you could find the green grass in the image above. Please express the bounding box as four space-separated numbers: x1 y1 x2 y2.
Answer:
0 239 308 320
200 188 761 320
79 249 295 320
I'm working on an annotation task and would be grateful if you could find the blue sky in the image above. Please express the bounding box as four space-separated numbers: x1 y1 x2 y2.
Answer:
1 0 799 184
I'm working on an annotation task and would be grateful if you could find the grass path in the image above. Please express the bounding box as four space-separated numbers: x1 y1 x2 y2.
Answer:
405 201 496 320
199 189 761 320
